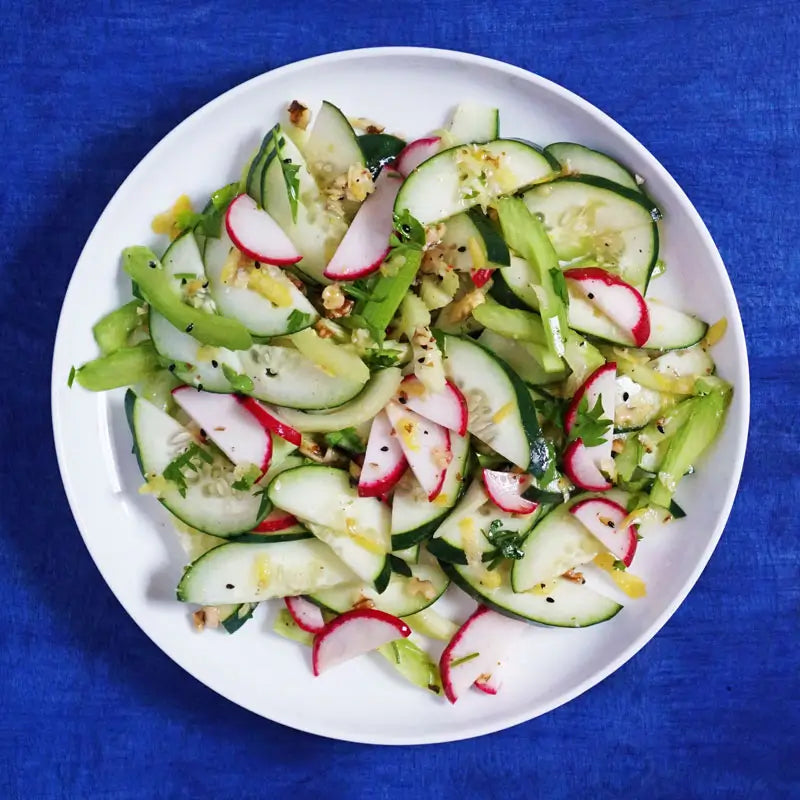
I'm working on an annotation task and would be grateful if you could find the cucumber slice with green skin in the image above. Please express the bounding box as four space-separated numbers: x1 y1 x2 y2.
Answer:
442 335 551 474
427 478 540 565
441 561 622 627
162 232 207 296
271 368 402 432
126 392 268 537
203 231 319 337
447 102 500 145
239 343 366 410
390 432 471 551
395 139 555 225
615 374 670 432
309 550 449 617
267 465 391 591
261 129 346 284
477 329 568 386
650 344 715 379
245 127 278 206
636 398 697 473
148 309 240 393
218 602 257 634
176 538 355 605
393 544 420 564
440 209 509 270
229 523 313 544
522 177 659 292
303 101 365 181
358 133 407 176
544 142 640 192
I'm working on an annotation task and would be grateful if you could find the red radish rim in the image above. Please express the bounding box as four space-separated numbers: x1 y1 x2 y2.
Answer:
358 458 407 497
236 396 302 446
312 608 411 677
563 438 612 491
439 605 491 704
474 676 499 695
482 468 538 514
569 496 637 565
399 376 469 437
253 511 299 532
564 362 617 432
395 136 441 176
564 267 650 347
285 596 326 634
427 428 451 501
225 194 303 266
471 268 494 288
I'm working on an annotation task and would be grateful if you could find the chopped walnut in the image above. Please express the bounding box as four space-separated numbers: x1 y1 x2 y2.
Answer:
313 320 336 339
287 100 310 130
353 596 376 611
300 438 344 465
325 298 354 319
420 244 451 275
345 164 374 202
192 606 221 631
406 578 437 600
431 447 454 470
424 222 447 249
612 438 625 454
348 461 362 481
562 569 586 584
349 116 385 134
448 288 486 322
322 283 346 310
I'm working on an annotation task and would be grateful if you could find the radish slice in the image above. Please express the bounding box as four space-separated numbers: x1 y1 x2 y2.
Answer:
563 438 612 492
225 193 302 266
385 401 451 501
440 606 528 703
564 362 616 470
312 608 411 675
470 268 494 288
474 666 503 695
570 497 638 566
285 596 326 634
358 411 407 497
236 396 302 446
482 469 538 515
564 267 650 347
171 386 272 473
395 136 441 177
323 168 404 280
253 508 299 532
398 375 469 436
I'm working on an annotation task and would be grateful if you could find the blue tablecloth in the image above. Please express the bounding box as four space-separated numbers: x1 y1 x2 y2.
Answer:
2 1 797 797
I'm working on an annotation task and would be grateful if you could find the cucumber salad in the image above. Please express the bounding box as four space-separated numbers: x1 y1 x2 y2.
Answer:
71 99 732 702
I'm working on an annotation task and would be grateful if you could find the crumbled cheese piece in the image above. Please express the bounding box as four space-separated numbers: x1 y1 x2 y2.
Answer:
345 164 374 202
322 283 346 310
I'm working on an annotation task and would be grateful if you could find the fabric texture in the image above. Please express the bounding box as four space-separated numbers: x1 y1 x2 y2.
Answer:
1 0 797 797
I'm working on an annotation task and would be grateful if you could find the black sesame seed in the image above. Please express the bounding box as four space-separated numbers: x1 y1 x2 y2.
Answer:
181 278 187 285
283 158 292 164
266 369 278 377
211 360 219 368
402 224 411 234
148 260 157 269
606 520 615 528
168 363 176 372
457 246 467 253
202 281 209 288
657 424 665 434
197 384 203 391
423 430 429 435
380 446 389 452
200 428 207 438
254 262 261 269
185 323 194 333
587 292 595 300
398 396 407 404
622 391 630 401
546 596 555 603
226 583 234 589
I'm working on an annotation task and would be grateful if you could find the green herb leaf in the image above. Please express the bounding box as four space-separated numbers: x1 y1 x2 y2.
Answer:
172 272 199 281
612 559 627 571
362 347 400 369
431 328 447 356
389 554 413 578
389 209 426 259
221 364 254 393
550 267 570 307
341 278 375 305
162 442 213 498
568 395 612 448
286 309 312 334
67 365 76 388
323 427 365 454
231 464 261 492
272 132 302 223
255 486 272 519
534 395 566 430
481 519 526 569
449 652 480 668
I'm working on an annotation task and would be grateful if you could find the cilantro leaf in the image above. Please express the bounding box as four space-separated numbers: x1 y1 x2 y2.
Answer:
286 309 312 333
221 364 254 393
568 395 612 448
389 209 426 258
231 464 261 492
162 442 213 498
323 427 365 454
481 519 526 570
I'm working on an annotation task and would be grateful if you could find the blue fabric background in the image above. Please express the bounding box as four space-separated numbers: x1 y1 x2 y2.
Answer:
1 0 797 797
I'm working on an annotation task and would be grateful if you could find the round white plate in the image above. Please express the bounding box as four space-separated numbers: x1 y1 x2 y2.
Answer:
51 47 749 745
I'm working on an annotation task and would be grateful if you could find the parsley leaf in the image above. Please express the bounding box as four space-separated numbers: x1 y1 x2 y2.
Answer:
221 364 254 393
162 442 213 498
481 519 526 570
275 134 301 223
231 464 261 492
568 395 612 448
362 347 400 369
534 395 566 431
388 554 413 578
286 309 312 333
323 427 365 454
341 278 374 304
389 209 426 258
431 328 447 356
550 267 570 307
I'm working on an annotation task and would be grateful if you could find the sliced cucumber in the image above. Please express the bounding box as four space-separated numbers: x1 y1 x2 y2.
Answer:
261 129 346 284
442 561 622 627
358 133 406 176
148 309 240 393
442 334 550 474
427 479 539 565
390 432 471 551
441 210 509 270
271 368 402 432
477 329 568 386
395 139 555 225
218 602 256 634
636 398 697 473
239 343 366 410
126 392 267 537
267 465 391 590
569 295 709 350
162 232 207 295
489 254 541 310
545 142 640 192
650 343 714 379
447 102 499 145
303 101 365 181
245 127 277 206
615 374 669 431
393 544 420 564
230 524 313 544
203 231 318 337
309 550 449 617
176 539 354 604
523 177 658 292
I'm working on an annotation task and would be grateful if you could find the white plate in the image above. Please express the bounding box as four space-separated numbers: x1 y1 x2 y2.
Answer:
51 47 749 745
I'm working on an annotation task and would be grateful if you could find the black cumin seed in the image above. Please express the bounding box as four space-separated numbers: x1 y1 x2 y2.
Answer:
622 391 629 401
398 396 407 404
200 428 207 438
457 246 467 253
283 158 291 164
211 360 219 368
587 292 595 300
423 430 429 435
254 262 261 269
418 357 425 363
185 323 194 333
380 446 389 452
546 597 555 603
148 260 156 268
181 278 187 285
607 520 615 528
226 583 234 589
202 281 209 288
168 363 176 372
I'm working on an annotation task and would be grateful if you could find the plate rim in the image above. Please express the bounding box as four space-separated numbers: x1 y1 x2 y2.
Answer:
51 45 750 745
